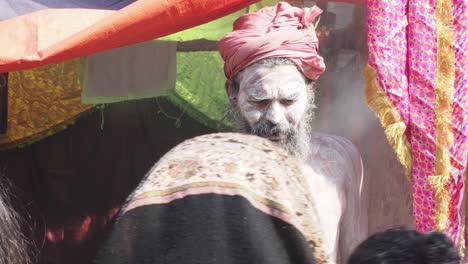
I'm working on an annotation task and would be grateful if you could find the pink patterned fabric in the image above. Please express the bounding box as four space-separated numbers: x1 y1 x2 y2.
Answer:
407 0 439 235
218 2 326 81
453 0 468 250
367 0 468 242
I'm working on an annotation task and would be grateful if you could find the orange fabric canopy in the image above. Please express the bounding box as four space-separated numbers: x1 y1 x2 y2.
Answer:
0 0 258 73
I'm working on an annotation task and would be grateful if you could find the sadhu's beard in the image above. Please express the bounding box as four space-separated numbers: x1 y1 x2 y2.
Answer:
230 108 313 160
0 176 34 264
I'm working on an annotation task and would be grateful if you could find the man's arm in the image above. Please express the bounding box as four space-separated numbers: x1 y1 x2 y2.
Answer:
308 132 368 263
337 138 368 263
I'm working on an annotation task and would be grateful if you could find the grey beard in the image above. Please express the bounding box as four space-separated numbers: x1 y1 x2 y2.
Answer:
0 176 34 264
229 109 312 160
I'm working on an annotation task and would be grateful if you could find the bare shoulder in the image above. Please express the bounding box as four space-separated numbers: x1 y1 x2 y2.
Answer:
308 131 361 160
307 131 363 183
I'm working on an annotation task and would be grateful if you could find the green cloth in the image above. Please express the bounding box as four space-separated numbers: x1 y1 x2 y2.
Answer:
167 51 232 129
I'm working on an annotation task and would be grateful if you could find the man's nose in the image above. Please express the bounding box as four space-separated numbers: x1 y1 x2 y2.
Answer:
265 102 284 125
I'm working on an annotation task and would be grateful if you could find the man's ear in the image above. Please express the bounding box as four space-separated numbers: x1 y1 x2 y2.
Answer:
225 80 238 108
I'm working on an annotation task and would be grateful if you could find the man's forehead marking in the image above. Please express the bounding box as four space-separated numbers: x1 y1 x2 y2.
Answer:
239 64 307 99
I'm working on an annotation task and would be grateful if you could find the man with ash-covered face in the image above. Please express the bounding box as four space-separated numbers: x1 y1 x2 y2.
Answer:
219 2 368 263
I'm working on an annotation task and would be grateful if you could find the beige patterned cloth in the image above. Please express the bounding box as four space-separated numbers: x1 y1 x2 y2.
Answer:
121 132 331 263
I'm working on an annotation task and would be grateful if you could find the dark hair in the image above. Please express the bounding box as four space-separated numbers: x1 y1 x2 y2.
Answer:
348 228 461 264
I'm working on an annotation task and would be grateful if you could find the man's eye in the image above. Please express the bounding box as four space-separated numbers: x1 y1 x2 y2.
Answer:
281 99 295 105
250 99 269 105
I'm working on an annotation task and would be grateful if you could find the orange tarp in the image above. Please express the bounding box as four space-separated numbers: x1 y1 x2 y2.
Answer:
0 0 258 73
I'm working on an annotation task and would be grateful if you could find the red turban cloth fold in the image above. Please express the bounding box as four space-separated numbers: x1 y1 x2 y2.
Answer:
218 2 326 81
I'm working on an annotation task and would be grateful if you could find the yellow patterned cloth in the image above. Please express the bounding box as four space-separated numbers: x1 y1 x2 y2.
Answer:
0 60 93 149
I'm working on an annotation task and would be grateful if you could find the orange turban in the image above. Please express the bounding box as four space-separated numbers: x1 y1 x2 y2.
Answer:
218 2 326 81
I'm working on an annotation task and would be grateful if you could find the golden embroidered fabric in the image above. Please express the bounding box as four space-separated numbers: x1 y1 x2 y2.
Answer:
0 60 93 149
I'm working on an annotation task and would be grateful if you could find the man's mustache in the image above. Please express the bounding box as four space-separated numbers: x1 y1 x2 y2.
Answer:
251 120 295 139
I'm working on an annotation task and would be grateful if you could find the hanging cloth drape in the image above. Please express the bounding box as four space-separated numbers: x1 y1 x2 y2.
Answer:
365 0 467 242
80 41 177 104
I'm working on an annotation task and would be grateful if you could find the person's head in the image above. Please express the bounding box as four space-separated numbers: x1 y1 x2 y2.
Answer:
0 175 33 264
219 2 326 159
226 57 315 158
348 228 460 264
